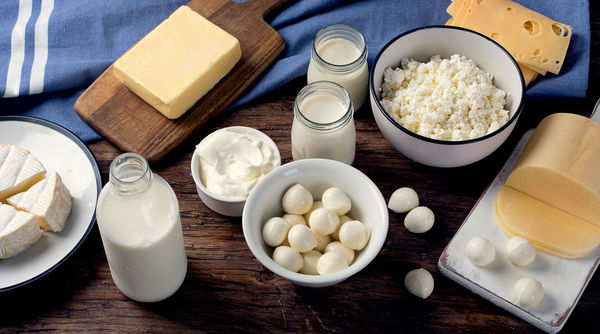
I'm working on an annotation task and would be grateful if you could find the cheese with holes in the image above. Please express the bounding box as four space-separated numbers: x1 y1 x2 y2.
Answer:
451 0 571 75
0 203 43 259
494 187 600 258
7 172 72 232
0 144 46 202
114 5 242 119
506 113 600 227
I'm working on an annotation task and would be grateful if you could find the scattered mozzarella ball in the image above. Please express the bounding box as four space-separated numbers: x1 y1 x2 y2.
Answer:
282 184 313 215
273 246 303 272
316 252 348 275
338 220 370 250
262 217 290 247
283 213 306 227
404 268 434 299
287 224 318 253
300 250 322 275
322 187 351 215
466 237 496 267
388 187 419 213
506 236 536 266
404 206 435 233
304 201 323 221
332 215 352 240
314 232 331 253
324 241 354 265
309 208 340 236
513 277 544 308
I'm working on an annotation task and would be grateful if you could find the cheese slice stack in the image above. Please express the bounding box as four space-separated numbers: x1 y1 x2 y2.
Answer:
446 0 572 86
494 113 600 258
7 172 72 233
0 204 43 259
0 144 46 202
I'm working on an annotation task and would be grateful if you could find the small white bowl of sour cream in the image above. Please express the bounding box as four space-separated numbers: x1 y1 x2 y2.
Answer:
191 126 281 217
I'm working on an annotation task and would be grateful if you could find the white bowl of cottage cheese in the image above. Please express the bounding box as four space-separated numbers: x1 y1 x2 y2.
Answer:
369 26 525 168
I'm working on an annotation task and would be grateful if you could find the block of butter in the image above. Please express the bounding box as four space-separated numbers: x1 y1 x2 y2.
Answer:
114 6 242 119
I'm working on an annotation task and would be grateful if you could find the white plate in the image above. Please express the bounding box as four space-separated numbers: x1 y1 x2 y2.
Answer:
0 116 101 292
438 130 600 333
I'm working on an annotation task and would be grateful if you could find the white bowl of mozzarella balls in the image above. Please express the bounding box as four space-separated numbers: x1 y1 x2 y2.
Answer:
242 159 389 287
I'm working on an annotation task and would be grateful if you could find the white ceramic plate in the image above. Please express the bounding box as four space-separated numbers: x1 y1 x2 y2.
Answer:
438 130 600 333
0 116 101 292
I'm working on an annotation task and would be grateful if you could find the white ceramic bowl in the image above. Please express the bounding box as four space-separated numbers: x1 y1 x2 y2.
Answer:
191 126 281 217
370 26 525 168
242 159 388 287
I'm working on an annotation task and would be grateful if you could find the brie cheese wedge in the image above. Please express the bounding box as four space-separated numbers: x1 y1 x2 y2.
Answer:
0 144 46 202
0 203 43 259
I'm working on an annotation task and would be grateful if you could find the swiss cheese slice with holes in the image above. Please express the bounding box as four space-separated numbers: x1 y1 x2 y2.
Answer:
7 172 72 232
0 144 46 202
0 203 43 259
458 0 572 75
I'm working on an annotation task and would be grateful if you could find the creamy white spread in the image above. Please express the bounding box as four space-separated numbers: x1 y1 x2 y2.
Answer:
196 129 279 198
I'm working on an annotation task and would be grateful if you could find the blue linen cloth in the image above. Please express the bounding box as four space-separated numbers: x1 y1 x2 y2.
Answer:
0 0 590 142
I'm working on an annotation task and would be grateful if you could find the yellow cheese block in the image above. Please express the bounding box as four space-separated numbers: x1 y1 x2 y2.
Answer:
114 6 242 119
506 113 600 227
495 186 600 258
518 64 538 87
459 0 571 74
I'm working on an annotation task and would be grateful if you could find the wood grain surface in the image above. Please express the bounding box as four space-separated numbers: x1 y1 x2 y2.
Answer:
74 0 291 164
2 3 600 334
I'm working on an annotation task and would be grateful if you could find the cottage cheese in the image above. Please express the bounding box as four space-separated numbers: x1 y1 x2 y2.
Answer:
380 54 509 141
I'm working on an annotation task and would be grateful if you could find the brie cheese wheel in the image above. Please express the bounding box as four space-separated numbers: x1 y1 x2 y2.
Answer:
0 144 46 202
0 203 43 259
7 172 72 232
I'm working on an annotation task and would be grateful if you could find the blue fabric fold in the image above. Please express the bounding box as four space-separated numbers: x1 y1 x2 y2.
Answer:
0 0 590 142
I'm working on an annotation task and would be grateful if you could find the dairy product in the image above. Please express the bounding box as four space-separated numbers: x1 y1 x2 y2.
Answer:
0 144 46 202
304 201 323 222
0 204 43 259
261 217 290 247
314 232 331 253
300 250 322 275
316 252 348 275
96 153 187 302
404 206 435 234
387 187 419 213
114 6 241 119
404 268 434 299
338 220 369 251
321 187 351 215
506 236 536 266
380 54 509 141
281 184 313 215
512 277 544 308
287 224 317 253
273 246 303 272
466 237 496 267
7 172 72 232
324 241 354 265
292 81 356 165
308 208 340 236
282 213 306 227
196 128 279 199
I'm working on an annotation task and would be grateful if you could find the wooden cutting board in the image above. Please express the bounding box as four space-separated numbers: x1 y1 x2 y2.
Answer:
74 0 292 164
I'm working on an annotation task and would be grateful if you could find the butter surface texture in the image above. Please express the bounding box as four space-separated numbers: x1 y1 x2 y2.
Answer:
114 6 242 119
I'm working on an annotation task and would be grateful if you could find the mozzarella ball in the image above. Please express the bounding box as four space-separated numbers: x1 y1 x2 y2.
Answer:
314 232 331 253
316 252 348 275
507 236 536 266
404 268 434 299
466 237 496 267
282 184 313 215
513 277 544 308
308 208 340 236
262 217 290 247
287 224 318 253
283 213 306 227
324 241 354 265
300 250 322 275
332 215 352 241
273 246 303 272
321 187 351 215
404 206 435 233
303 201 323 221
388 187 419 213
338 220 370 250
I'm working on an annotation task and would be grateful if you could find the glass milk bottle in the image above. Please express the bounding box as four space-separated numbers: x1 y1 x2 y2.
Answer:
307 24 368 110
291 81 356 164
96 153 187 302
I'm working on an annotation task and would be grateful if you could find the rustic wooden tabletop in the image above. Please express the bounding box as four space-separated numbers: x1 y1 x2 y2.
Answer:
2 3 600 334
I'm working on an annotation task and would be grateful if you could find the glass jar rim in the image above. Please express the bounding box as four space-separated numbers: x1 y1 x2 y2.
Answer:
294 80 354 131
311 24 368 73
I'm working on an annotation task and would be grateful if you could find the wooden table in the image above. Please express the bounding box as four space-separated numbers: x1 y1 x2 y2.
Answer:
2 6 600 334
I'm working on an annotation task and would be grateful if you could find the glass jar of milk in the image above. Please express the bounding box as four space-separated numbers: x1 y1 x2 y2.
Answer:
307 24 368 110
291 81 355 164
96 153 187 302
